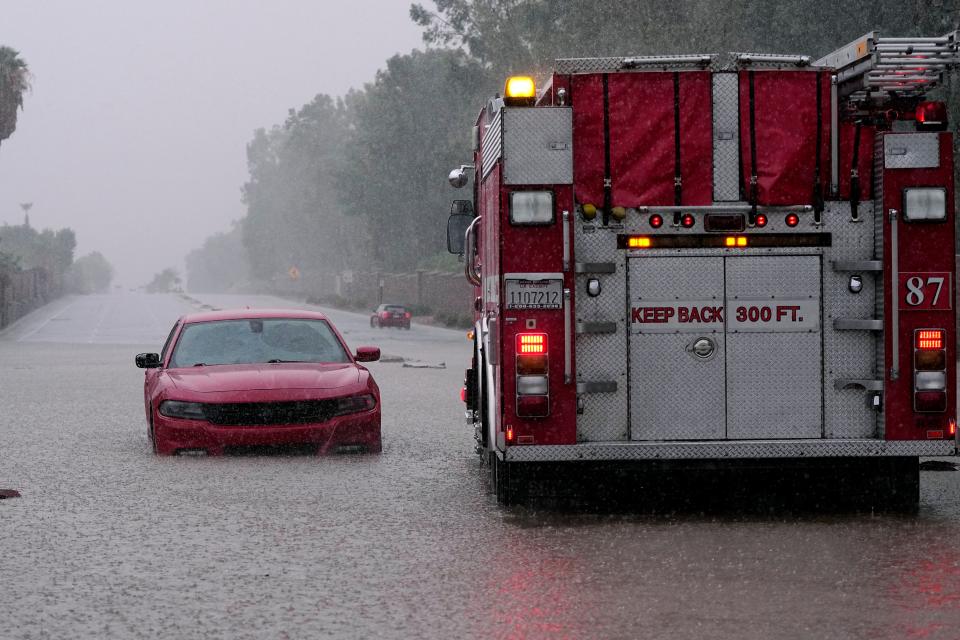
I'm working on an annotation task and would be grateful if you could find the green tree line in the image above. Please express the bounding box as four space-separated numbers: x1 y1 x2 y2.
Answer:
187 0 959 292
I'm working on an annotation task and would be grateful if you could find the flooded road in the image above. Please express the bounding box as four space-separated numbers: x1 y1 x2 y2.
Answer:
2 292 960 638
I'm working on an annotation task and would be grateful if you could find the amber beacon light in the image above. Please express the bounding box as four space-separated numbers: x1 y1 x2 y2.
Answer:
504 76 536 106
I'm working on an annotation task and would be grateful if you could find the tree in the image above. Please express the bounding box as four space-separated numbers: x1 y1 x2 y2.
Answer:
144 268 181 293
336 49 488 271
67 252 114 294
185 224 249 292
0 46 30 147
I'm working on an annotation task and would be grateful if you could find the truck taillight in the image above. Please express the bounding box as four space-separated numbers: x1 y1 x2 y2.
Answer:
914 328 947 413
916 329 944 350
517 333 547 354
516 333 549 419
916 101 948 131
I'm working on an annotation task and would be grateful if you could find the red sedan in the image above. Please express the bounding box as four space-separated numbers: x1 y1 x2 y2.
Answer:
135 309 381 456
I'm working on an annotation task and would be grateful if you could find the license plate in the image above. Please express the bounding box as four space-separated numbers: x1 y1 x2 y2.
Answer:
505 278 563 310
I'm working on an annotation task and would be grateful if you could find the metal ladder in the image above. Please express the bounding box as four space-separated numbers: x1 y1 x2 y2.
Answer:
815 31 960 101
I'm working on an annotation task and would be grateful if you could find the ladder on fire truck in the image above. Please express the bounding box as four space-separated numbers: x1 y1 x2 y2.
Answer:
815 31 960 102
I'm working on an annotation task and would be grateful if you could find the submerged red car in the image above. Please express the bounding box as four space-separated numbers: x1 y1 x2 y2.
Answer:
135 309 381 456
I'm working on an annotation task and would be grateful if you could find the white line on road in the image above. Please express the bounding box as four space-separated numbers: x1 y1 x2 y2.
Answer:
16 299 79 342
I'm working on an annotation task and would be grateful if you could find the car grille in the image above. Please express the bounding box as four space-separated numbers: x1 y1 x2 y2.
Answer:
204 400 339 426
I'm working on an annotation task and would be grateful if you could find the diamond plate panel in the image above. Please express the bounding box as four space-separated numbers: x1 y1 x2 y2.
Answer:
884 132 940 169
630 257 727 440
481 109 502 179
822 201 879 438
725 256 822 438
505 439 956 462
712 73 741 202
502 108 572 185
573 224 628 441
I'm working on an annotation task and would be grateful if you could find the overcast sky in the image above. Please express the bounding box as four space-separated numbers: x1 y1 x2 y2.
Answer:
0 1 424 285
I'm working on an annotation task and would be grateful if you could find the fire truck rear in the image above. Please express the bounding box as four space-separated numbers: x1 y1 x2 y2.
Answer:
446 32 960 505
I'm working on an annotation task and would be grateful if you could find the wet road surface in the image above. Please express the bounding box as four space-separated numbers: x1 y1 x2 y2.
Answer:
2 292 960 638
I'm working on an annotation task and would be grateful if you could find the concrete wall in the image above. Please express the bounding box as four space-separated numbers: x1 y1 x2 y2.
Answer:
0 268 58 329
264 269 474 325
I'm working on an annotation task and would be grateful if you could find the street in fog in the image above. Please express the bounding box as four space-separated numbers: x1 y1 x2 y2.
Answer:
2 293 960 639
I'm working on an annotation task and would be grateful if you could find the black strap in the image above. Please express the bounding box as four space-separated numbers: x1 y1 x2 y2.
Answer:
673 72 682 207
748 71 758 224
602 74 612 226
850 122 862 221
812 71 824 223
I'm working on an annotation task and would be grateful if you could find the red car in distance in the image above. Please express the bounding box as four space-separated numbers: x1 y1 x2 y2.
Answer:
135 309 381 456
370 304 411 330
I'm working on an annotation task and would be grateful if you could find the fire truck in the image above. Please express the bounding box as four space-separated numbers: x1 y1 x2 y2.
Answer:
446 32 960 505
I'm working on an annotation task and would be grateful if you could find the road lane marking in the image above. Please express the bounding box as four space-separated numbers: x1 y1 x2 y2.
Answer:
16 299 79 342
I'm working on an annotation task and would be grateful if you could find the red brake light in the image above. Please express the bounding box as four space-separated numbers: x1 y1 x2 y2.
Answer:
381 312 389 319
649 214 663 228
681 214 695 228
755 214 767 228
916 101 948 130
916 330 944 350
785 213 799 227
516 333 547 355
405 312 411 319
916 391 947 413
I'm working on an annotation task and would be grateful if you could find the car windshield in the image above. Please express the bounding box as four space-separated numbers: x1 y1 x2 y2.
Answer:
384 306 405 313
169 318 349 367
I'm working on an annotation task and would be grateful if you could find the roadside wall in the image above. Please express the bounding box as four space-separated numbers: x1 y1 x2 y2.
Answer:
0 268 58 330
263 269 474 325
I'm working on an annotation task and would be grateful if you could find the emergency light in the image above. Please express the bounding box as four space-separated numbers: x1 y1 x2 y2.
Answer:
903 188 947 222
504 76 536 106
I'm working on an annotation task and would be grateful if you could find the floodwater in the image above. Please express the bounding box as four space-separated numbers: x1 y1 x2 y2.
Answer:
2 292 959 639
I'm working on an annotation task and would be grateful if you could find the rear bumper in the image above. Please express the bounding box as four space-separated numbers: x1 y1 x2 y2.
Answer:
153 411 381 455
503 439 957 462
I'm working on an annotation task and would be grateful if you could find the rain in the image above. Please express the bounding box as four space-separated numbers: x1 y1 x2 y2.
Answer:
2 2 960 638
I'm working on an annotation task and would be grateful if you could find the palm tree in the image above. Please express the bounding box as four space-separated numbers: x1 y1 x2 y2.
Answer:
0 46 30 148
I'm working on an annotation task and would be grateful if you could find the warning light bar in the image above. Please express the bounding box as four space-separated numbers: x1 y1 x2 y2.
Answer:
916 329 945 350
619 233 831 250
516 333 548 355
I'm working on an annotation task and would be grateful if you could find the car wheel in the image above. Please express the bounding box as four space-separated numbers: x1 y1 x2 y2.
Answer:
148 414 158 455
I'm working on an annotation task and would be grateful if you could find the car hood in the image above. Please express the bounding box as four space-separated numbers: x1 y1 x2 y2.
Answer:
166 363 361 394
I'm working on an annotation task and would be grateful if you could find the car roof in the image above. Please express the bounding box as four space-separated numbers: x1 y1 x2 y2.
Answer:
180 308 331 324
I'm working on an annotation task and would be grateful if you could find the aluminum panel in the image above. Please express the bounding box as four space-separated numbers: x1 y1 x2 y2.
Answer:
629 257 726 440
725 256 822 439
573 224 628 441
505 439 955 462
481 109 502 179
884 133 940 169
821 201 879 438
502 108 573 185
712 73 741 201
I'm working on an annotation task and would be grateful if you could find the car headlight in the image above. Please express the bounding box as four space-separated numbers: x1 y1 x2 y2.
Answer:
333 394 377 416
159 400 206 420
903 188 946 222
510 191 554 225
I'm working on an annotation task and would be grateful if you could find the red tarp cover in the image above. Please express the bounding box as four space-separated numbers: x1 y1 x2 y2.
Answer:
572 72 713 207
739 71 832 206
837 121 875 201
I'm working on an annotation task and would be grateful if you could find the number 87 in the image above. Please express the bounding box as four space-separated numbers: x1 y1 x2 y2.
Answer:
905 276 945 307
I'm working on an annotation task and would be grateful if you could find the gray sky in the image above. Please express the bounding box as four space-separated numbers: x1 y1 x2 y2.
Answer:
0 0 424 285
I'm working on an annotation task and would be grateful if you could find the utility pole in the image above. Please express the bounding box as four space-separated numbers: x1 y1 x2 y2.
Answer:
19 202 32 227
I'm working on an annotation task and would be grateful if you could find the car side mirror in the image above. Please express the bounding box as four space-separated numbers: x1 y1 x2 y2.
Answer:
355 346 381 362
135 353 161 369
447 204 474 255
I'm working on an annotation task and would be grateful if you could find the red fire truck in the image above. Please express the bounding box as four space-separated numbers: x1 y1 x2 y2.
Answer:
446 32 959 505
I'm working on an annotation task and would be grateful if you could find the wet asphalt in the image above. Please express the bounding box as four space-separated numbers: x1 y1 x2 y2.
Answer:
2 291 960 639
